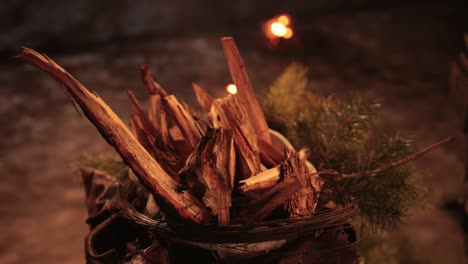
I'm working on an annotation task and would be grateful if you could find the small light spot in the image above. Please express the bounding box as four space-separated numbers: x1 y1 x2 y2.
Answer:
270 22 287 37
226 84 237 94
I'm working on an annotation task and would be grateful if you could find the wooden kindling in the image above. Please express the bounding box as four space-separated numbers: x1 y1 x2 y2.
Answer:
179 128 236 226
221 37 272 144
140 64 207 157
18 38 328 232
282 149 323 218
192 83 215 112
242 149 322 222
210 95 263 179
18 48 211 224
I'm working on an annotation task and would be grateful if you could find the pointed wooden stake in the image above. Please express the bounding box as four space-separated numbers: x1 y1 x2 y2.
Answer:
221 37 272 144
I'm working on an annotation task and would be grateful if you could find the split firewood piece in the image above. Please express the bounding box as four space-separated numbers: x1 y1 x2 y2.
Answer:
128 92 183 178
159 106 168 133
129 114 154 154
140 64 206 153
238 149 316 193
206 129 236 225
243 174 303 224
239 166 281 192
210 95 263 178
238 148 305 193
148 94 162 128
163 95 206 151
259 151 277 168
283 149 324 218
128 91 169 151
159 110 171 147
242 149 322 223
140 64 168 96
169 125 184 141
169 125 193 159
179 128 236 226
192 83 215 112
18 48 211 224
141 66 172 148
148 94 172 147
258 139 284 167
221 37 271 144
130 115 181 179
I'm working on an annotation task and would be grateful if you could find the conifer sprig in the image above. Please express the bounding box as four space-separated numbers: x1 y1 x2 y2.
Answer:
262 63 424 230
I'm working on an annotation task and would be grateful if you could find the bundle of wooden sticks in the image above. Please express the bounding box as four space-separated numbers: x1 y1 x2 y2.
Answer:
18 37 324 227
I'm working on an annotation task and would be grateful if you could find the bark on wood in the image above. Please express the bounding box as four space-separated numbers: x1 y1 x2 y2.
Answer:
210 95 263 178
221 37 272 144
18 48 211 224
179 128 235 226
283 149 323 218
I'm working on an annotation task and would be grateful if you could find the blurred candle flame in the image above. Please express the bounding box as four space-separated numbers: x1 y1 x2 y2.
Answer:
270 22 287 38
277 15 290 26
284 28 293 39
264 14 294 42
226 84 237 94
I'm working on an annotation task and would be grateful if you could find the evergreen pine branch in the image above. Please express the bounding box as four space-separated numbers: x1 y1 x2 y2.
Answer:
261 63 433 231
342 136 452 179
262 63 309 132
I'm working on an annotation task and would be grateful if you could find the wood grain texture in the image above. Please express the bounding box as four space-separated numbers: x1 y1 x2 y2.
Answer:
221 37 271 144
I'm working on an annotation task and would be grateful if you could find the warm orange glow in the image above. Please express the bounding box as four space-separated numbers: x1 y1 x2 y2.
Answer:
277 15 290 26
284 28 294 39
270 22 287 38
265 14 294 41
226 84 237 94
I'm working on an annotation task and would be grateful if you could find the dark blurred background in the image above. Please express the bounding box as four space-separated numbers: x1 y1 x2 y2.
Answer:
1 0 467 263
